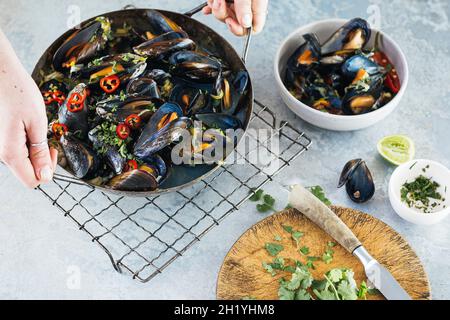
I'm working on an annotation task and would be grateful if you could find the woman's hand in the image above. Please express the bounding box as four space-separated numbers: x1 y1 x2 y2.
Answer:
0 30 58 188
203 0 269 36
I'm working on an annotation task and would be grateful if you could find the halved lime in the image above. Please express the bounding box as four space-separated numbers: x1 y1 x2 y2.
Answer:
377 135 415 166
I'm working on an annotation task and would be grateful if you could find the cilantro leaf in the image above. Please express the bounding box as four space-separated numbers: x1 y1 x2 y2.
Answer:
265 243 284 256
299 246 310 255
357 281 368 300
257 203 274 213
327 269 343 282
295 289 312 300
249 189 263 202
337 280 358 300
282 225 293 234
309 186 332 206
263 194 275 206
292 231 304 246
278 285 295 300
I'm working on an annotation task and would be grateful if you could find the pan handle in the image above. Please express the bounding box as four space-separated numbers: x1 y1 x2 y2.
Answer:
184 1 252 64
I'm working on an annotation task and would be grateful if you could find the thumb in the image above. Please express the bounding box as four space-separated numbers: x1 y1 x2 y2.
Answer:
234 0 253 28
26 115 54 183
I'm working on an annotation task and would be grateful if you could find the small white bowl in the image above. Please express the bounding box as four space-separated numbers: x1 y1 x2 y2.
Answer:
274 19 409 131
389 159 450 225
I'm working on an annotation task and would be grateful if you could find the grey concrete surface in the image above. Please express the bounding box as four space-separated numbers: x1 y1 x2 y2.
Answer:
0 0 449 299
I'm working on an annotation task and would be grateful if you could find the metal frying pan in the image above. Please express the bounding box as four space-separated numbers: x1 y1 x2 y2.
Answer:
31 2 254 197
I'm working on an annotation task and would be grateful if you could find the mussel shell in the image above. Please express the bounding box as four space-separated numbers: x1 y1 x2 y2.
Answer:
146 69 171 85
169 51 222 82
53 18 110 71
126 77 161 98
287 33 321 73
96 95 163 123
88 127 126 175
321 18 371 56
141 154 169 182
341 54 383 78
133 33 195 61
61 135 100 179
338 159 375 203
76 53 147 77
141 10 186 39
134 117 193 159
58 83 89 138
107 169 158 191
342 75 384 115
195 113 242 131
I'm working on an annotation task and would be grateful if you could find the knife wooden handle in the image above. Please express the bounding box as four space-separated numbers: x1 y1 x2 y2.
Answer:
288 185 361 253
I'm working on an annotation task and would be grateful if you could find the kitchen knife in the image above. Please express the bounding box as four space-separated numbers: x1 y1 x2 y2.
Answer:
288 184 412 300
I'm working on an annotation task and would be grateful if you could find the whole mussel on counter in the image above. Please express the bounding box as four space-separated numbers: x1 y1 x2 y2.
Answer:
338 159 375 203
284 18 401 115
38 10 250 192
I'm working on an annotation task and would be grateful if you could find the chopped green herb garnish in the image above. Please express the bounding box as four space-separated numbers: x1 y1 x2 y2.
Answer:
249 189 263 201
299 246 310 255
265 243 284 257
401 175 444 213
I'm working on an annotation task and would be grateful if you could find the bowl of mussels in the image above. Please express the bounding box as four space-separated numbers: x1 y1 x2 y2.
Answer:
275 18 409 131
33 8 253 195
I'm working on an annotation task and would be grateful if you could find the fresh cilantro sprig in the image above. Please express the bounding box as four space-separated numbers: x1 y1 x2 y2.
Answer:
308 186 332 206
249 189 277 213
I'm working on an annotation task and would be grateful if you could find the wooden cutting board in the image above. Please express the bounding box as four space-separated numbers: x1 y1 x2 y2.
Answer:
217 207 431 300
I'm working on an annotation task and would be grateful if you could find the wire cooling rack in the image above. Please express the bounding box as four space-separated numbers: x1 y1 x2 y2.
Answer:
38 99 312 283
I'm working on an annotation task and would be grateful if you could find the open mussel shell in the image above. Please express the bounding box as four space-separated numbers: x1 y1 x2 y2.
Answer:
107 169 158 192
126 77 161 98
137 9 187 40
58 83 89 138
134 117 193 159
96 95 163 123
338 159 375 203
146 69 171 85
169 51 222 83
321 18 371 56
341 54 383 78
61 135 100 180
88 126 126 175
220 71 249 115
287 33 321 73
53 17 111 71
342 75 384 115
195 113 242 131
133 32 195 61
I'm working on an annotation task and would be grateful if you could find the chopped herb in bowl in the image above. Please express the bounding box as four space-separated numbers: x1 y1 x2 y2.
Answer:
400 173 446 213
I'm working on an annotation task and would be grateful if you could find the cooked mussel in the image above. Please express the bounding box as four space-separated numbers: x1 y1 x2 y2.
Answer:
134 102 186 158
58 83 89 138
126 77 161 98
287 33 321 73
60 135 100 179
88 126 126 175
342 74 384 115
146 69 171 85
338 159 375 203
107 169 158 191
140 10 186 40
303 71 342 114
341 54 383 78
140 154 169 183
133 33 195 61
169 51 222 82
220 71 249 115
96 95 163 123
53 17 111 71
169 84 212 115
134 117 193 159
321 18 371 56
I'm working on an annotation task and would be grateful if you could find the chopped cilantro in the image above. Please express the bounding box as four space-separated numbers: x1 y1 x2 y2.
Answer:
265 243 284 257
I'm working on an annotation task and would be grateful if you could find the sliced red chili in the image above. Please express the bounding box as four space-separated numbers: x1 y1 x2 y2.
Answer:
66 102 84 113
52 123 68 139
372 51 401 94
52 90 66 105
100 74 121 94
68 92 86 105
124 159 138 172
125 114 142 130
43 91 55 105
116 123 131 140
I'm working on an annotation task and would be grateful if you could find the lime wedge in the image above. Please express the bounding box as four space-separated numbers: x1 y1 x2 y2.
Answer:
377 135 415 166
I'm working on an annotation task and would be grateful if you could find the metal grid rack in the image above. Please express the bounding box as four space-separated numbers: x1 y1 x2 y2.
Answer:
38 100 312 283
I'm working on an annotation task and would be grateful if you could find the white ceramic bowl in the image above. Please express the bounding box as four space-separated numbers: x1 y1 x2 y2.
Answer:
274 19 409 131
389 159 450 225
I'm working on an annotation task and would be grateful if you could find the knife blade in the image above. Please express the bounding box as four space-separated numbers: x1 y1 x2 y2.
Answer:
288 184 412 300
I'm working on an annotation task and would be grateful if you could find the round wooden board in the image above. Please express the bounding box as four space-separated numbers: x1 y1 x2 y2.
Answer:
217 207 431 300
